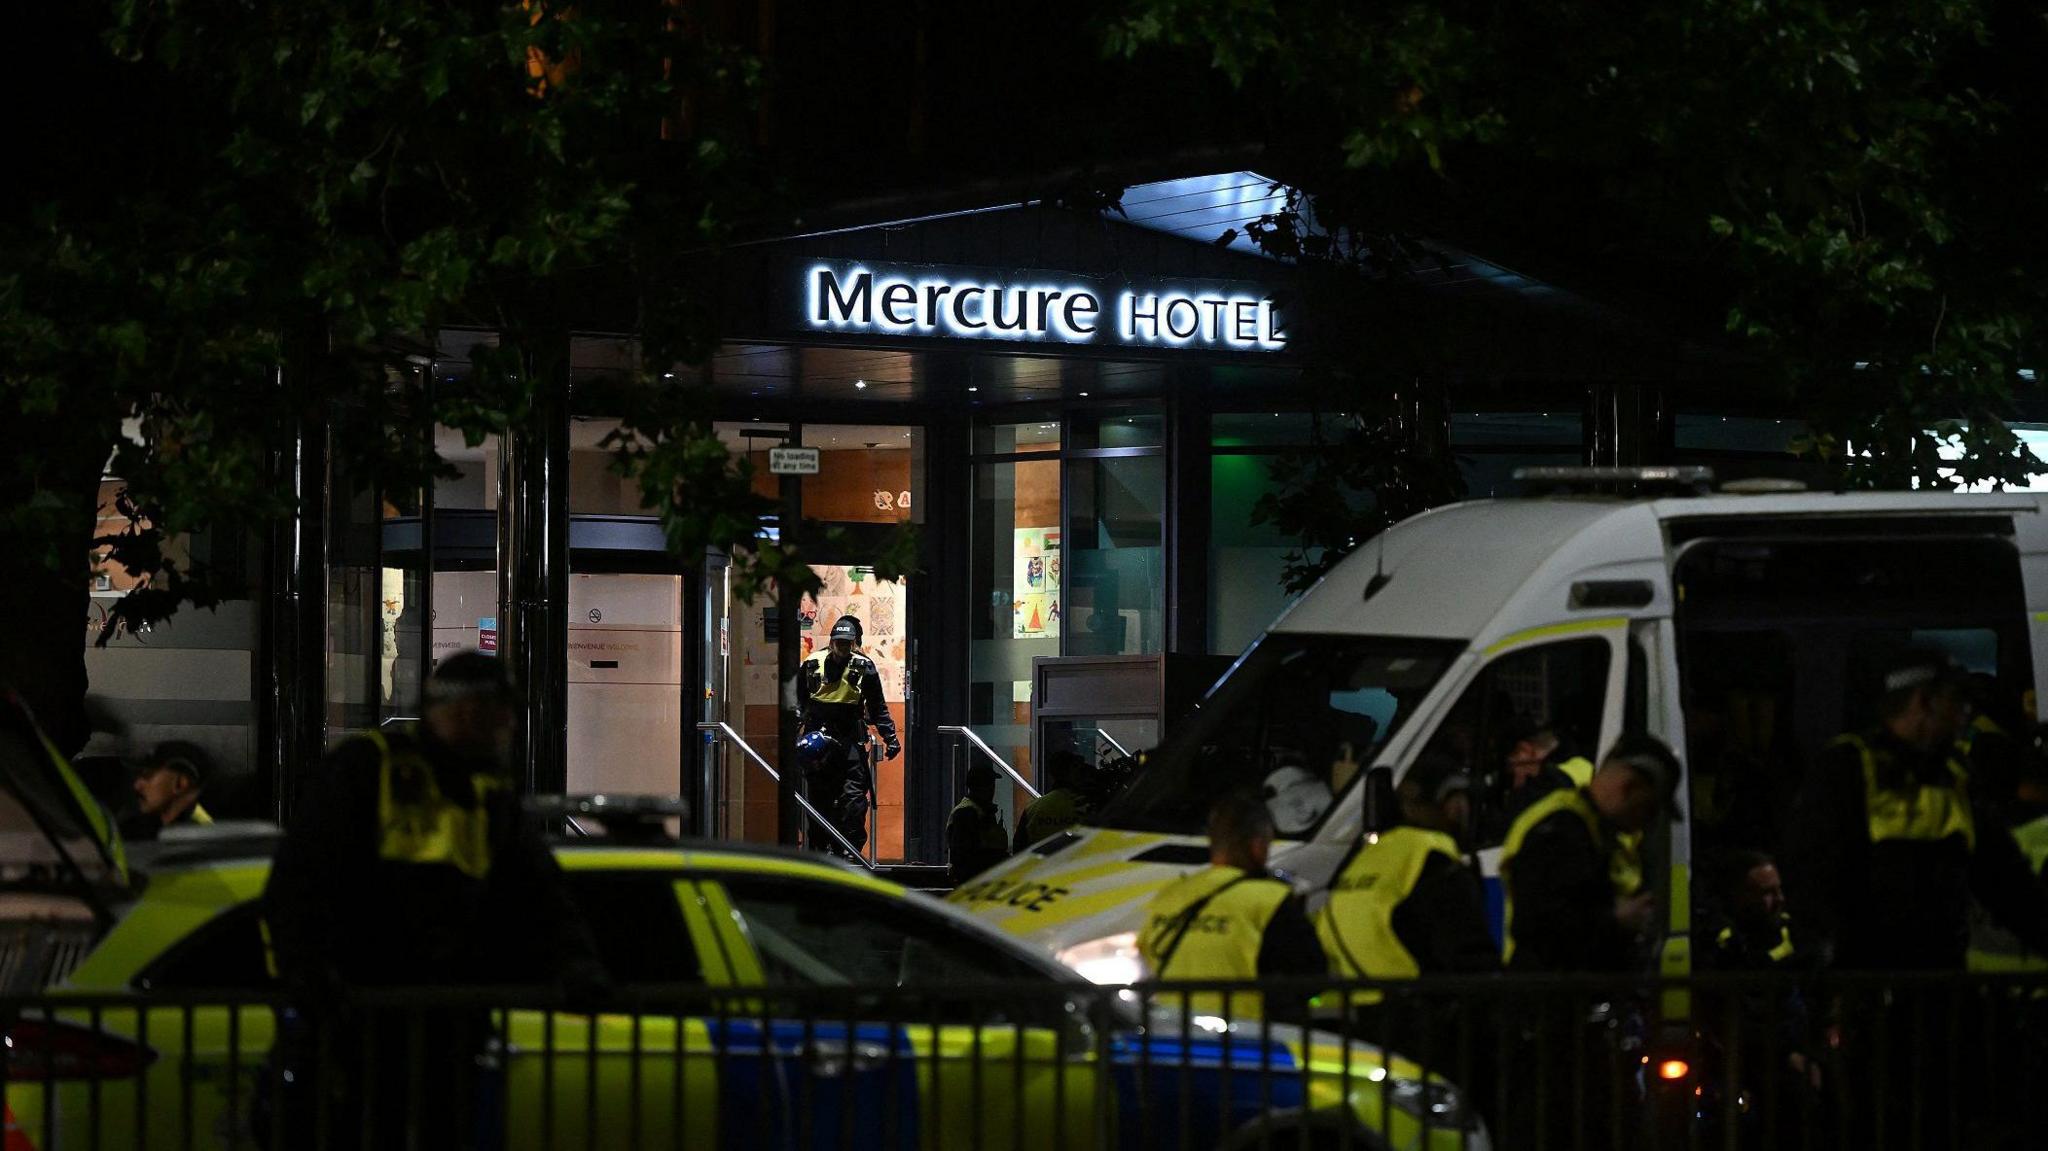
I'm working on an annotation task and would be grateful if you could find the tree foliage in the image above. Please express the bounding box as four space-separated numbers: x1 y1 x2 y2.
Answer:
1 2 819 749
1110 0 2048 588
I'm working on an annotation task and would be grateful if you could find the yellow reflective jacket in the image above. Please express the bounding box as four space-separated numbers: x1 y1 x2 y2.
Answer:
1315 826 1463 1004
1141 866 1294 1019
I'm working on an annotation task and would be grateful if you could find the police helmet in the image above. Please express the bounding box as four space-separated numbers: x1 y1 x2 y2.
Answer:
796 730 843 766
1261 763 1333 835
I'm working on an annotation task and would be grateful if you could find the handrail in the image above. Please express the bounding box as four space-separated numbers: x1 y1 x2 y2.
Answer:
1096 729 1132 758
695 721 877 870
937 725 1040 799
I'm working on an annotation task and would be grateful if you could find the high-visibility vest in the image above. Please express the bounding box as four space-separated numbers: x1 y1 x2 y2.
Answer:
1549 759 1650 893
1315 826 1463 1004
1498 787 1605 965
1967 814 2048 972
1016 788 1083 849
804 651 871 706
1834 733 1975 852
1715 923 1796 965
368 728 501 881
1140 866 1293 1019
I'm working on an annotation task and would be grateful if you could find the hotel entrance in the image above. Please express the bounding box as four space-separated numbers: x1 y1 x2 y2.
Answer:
699 423 921 862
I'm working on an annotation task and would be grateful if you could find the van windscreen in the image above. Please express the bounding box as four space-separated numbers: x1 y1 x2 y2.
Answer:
1097 636 1461 836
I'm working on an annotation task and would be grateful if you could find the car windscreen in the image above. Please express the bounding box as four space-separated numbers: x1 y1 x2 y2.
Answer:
1096 635 1462 836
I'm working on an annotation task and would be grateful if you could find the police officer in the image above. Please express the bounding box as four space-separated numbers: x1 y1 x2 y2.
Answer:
1013 749 1091 851
946 761 1009 887
1500 733 1679 972
1701 848 1821 1138
797 615 899 856
1787 651 2048 972
1139 788 1324 1022
1498 733 1679 1151
119 740 214 840
263 652 602 1148
1786 651 2048 1150
1316 754 1498 1089
1317 754 1498 1002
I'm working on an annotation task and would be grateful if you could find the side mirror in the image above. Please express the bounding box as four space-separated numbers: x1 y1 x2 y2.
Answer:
1362 765 1398 836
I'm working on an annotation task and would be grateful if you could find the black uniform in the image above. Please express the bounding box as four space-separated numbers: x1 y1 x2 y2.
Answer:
262 724 600 1148
945 794 1009 887
1788 728 2048 971
798 647 898 852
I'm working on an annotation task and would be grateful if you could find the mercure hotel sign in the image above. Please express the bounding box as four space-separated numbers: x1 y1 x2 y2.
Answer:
800 259 1288 353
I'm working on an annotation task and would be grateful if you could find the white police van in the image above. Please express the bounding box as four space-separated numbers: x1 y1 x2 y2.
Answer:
953 470 2048 985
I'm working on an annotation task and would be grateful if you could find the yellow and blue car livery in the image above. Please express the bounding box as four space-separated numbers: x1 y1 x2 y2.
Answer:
8 832 1485 1151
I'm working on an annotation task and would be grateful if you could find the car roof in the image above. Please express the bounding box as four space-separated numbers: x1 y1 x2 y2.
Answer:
122 829 1075 980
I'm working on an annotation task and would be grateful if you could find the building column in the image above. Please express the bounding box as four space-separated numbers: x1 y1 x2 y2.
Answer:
1165 374 1212 656
914 403 973 862
1585 381 1621 466
258 378 328 822
498 335 572 795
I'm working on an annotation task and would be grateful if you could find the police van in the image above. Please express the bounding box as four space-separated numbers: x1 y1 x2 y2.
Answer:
953 471 2048 984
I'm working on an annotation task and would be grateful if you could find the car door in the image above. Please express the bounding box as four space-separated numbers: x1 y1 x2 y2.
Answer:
502 866 733 1151
695 874 1107 1151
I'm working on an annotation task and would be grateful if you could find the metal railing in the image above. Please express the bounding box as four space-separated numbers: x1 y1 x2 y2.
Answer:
1096 729 1133 759
937 725 1041 800
695 721 877 870
6 971 2047 1150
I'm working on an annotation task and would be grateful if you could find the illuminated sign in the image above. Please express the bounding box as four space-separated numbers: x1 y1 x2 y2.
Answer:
800 260 1288 352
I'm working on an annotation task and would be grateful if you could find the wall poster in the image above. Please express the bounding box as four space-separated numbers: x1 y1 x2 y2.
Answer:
1012 527 1061 640
802 564 910 701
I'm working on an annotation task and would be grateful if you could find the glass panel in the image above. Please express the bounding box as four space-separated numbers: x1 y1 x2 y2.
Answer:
431 570 501 664
567 417 648 515
1041 717 1160 770
377 564 427 723
1674 415 1800 454
1070 411 1164 450
798 425 920 525
1101 635 1463 835
564 873 703 985
1209 453 1300 655
1210 411 1351 448
1458 451 1582 500
1451 411 1582 447
974 419 1061 456
719 878 1051 991
970 456 1062 829
1064 454 1163 656
433 424 502 511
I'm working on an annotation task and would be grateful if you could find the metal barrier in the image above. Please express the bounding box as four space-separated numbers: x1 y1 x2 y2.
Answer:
696 721 877 870
937 725 1041 800
5 972 2045 1150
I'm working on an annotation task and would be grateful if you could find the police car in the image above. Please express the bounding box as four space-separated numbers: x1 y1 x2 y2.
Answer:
956 479 2048 992
0 731 1484 1150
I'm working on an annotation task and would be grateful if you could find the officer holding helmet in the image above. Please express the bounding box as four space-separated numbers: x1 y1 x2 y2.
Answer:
797 614 899 857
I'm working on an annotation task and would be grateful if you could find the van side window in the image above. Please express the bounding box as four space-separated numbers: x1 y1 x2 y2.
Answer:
1417 638 1613 850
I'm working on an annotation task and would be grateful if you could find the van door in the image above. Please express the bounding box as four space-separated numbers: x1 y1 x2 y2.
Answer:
1 691 131 991
1402 623 1629 943
1670 519 2032 961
